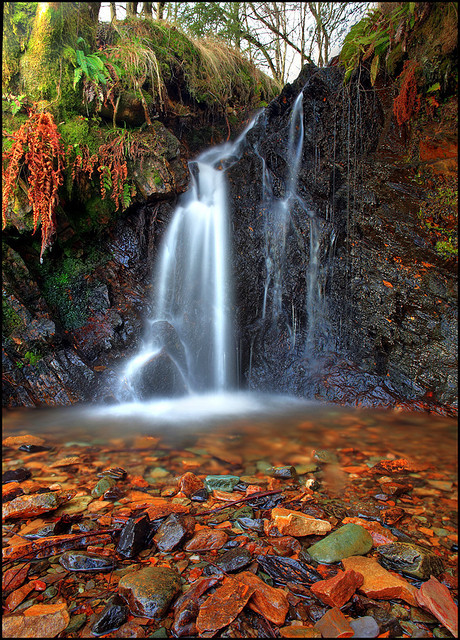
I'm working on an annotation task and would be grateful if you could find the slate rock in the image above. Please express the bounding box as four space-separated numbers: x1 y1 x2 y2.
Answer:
314 606 354 637
377 542 444 579
154 513 194 552
118 566 181 619
267 466 297 479
256 554 320 585
91 475 117 497
91 595 128 636
2 468 32 484
205 547 253 574
364 604 404 637
307 523 373 563
59 551 116 572
117 513 152 558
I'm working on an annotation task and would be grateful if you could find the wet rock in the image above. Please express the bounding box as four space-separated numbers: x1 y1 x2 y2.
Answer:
172 575 221 637
204 475 240 492
205 547 253 574
18 444 51 453
2 490 74 520
279 624 322 637
196 576 256 634
149 321 188 371
377 542 444 579
133 349 188 399
191 488 209 502
364 604 404 637
267 466 297 479
257 554 320 585
92 476 117 497
342 555 418 606
310 569 364 608
270 536 302 557
341 516 398 546
237 517 265 533
2 601 69 638
307 523 373 563
3 435 45 448
154 513 195 552
118 566 181 619
313 450 339 464
314 606 354 637
97 467 127 481
415 575 458 637
2 468 32 484
269 507 332 537
237 570 289 625
349 615 380 638
178 471 205 497
183 527 228 551
91 595 129 636
59 551 116 572
116 513 152 558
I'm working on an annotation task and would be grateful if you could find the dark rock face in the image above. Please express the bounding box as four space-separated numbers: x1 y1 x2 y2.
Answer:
133 348 188 399
227 64 457 411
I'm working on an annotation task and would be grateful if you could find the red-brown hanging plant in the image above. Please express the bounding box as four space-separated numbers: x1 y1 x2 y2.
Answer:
393 60 421 126
2 108 65 261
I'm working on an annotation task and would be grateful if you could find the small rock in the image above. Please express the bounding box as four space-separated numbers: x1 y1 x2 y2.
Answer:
313 450 338 464
117 513 152 558
377 542 444 579
270 507 331 537
2 468 32 484
415 575 458 637
178 471 204 497
18 444 51 453
205 547 252 574
183 528 228 551
307 523 373 563
97 467 127 480
154 513 194 552
190 488 209 502
2 601 69 638
237 570 289 625
196 576 255 634
3 435 45 448
92 476 117 497
118 566 181 619
310 569 363 608
91 595 128 636
364 604 404 636
279 625 322 637
59 551 116 572
267 466 297 479
342 555 418 606
204 475 240 492
3 490 74 520
314 606 354 637
349 615 380 638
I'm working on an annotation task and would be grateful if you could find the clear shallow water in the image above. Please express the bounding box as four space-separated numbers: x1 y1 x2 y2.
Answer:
2 394 457 470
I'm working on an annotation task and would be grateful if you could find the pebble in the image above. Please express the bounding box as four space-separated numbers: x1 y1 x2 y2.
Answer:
183 527 228 551
377 541 444 579
3 490 74 519
3 435 45 448
237 570 289 625
91 595 129 636
196 576 255 634
314 606 354 637
91 476 117 497
118 566 181 619
307 523 373 563
2 468 32 484
204 475 240 492
154 513 194 552
59 551 116 572
178 471 204 496
415 575 458 637
269 507 332 537
117 513 152 558
2 602 69 638
205 547 253 574
349 615 380 637
267 466 297 479
310 569 364 608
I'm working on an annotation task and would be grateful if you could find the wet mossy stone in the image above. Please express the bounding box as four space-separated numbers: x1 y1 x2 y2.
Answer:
377 542 444 579
118 566 181 619
204 475 240 492
307 523 373 563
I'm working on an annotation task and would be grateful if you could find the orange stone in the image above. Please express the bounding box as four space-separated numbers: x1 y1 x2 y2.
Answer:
314 607 354 638
310 569 363 608
279 624 322 638
237 570 289 625
183 528 228 551
270 507 332 537
342 555 418 606
178 472 204 497
3 435 45 447
416 576 458 637
196 576 255 634
2 601 69 638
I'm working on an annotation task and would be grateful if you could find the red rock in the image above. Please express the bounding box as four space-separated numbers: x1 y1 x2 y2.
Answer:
270 536 302 557
5 582 35 611
2 563 30 594
314 607 354 638
237 570 289 625
196 576 255 634
310 569 363 608
415 575 458 637
342 556 418 606
2 601 69 638
342 516 398 546
178 471 204 497
270 507 332 536
379 481 412 496
183 528 228 551
279 625 322 637
144 503 189 520
2 490 75 520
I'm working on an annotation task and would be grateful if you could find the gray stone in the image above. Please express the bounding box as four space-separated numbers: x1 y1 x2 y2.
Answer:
118 566 181 619
349 616 380 637
134 349 188 399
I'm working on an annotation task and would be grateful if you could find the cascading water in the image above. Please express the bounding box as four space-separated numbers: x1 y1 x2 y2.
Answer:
120 119 257 400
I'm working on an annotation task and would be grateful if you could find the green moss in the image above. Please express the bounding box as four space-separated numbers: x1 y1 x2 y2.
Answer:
24 349 42 365
2 296 25 337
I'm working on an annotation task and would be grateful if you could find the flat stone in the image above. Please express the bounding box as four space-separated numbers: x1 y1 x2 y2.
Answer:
415 575 458 637
270 507 332 537
349 615 380 637
204 475 240 492
237 570 289 625
59 551 115 572
117 514 152 558
279 625 322 638
2 601 69 638
91 595 128 636
377 542 444 579
314 606 354 637
196 576 255 634
267 466 297 479
2 491 74 520
3 435 45 448
118 566 181 619
310 569 363 608
2 468 32 484
205 547 252 574
183 528 228 551
342 555 418 606
307 523 373 563
154 513 194 552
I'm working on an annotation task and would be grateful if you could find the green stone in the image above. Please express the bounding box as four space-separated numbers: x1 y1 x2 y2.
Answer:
204 475 240 492
91 476 116 497
65 613 87 633
307 523 373 563
150 628 168 638
313 449 338 464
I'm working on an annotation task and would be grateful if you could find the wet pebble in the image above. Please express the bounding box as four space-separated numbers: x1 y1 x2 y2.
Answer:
307 523 373 563
184 527 228 551
204 475 240 492
267 466 297 479
377 542 444 579
118 566 181 619
349 615 380 637
205 547 253 574
91 475 117 497
18 444 51 453
117 513 152 558
91 595 129 636
2 467 32 484
59 550 116 572
97 467 126 480
154 513 194 552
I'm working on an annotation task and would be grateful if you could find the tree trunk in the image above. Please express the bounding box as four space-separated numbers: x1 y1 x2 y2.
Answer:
126 2 138 17
87 2 101 23
110 2 116 21
156 1 166 20
142 3 153 18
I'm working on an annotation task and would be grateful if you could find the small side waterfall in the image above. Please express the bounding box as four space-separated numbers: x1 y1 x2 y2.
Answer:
120 120 257 400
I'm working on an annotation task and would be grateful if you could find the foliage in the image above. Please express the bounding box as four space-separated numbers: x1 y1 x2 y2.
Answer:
2 108 65 262
417 180 458 258
393 60 421 126
2 2 38 92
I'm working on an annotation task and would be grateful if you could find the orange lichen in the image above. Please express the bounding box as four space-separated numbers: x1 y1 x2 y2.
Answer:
393 60 421 126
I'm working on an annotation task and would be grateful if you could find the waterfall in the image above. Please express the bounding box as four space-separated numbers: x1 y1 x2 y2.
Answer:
120 119 257 400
